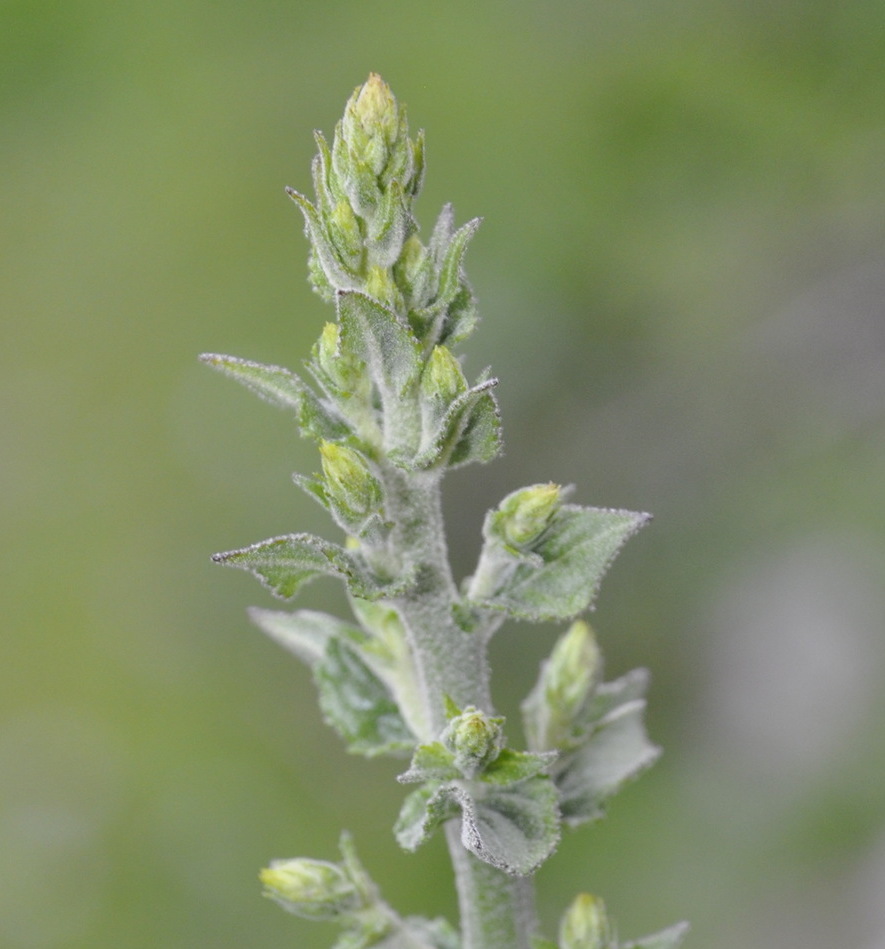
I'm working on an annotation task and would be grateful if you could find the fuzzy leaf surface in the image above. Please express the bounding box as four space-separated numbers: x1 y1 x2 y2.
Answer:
395 774 560 876
315 637 415 756
212 533 354 599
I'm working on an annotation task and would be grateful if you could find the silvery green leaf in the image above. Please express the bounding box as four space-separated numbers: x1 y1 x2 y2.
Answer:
247 607 359 665
212 533 354 599
556 699 661 827
199 353 348 441
316 638 415 756
577 668 650 735
213 533 413 601
399 916 461 949
449 775 561 875
471 505 651 622
622 922 690 949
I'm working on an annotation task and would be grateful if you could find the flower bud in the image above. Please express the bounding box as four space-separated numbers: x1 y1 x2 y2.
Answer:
315 322 362 392
546 621 600 727
259 857 360 920
495 483 562 548
559 893 614 949
343 73 400 176
441 706 505 778
319 441 381 516
423 345 467 403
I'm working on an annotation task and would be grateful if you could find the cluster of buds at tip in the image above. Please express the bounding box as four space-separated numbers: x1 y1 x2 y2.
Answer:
441 705 506 778
559 893 615 949
259 857 361 921
289 73 425 305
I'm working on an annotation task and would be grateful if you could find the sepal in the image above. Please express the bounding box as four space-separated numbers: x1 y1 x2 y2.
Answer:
411 214 481 347
286 187 362 296
468 501 651 622
261 833 459 949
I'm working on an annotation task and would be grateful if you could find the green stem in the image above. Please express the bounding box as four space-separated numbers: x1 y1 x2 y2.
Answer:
380 465 539 949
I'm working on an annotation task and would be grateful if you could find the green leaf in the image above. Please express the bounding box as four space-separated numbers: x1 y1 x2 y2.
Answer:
200 353 348 441
315 638 415 756
622 922 690 949
482 748 556 786
397 742 460 784
247 607 359 665
212 533 413 601
212 533 354 599
471 505 651 622
555 699 661 827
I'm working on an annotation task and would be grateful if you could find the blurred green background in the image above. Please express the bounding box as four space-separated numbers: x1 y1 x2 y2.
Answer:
3 2 885 947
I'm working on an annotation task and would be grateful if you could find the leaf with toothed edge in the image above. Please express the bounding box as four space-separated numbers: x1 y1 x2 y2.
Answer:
212 533 414 601
471 505 651 622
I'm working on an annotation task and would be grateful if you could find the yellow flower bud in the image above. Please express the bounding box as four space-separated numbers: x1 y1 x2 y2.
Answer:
497 483 561 547
559 893 614 949
260 857 359 920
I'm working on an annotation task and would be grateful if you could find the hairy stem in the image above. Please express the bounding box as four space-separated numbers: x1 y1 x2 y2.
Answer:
380 466 537 948
446 824 537 949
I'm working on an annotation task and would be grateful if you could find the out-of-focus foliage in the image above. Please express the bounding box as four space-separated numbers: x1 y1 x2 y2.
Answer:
2 2 885 948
